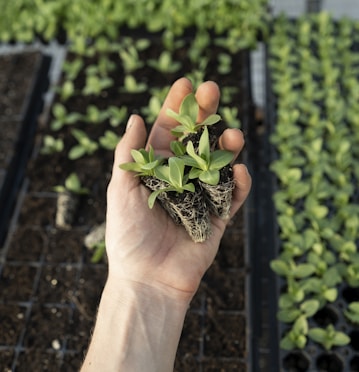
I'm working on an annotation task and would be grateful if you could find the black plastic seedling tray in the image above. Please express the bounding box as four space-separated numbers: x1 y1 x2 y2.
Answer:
0 51 51 246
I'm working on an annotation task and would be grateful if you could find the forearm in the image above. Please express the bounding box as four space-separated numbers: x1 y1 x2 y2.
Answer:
81 278 189 372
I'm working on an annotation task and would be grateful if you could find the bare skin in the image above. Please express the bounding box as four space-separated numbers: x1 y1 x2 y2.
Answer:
81 78 252 372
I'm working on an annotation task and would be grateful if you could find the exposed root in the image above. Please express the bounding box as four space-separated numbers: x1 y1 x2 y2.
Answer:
141 176 211 242
201 178 235 219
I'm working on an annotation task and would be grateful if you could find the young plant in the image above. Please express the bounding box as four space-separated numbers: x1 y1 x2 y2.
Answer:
119 44 144 73
220 106 241 129
167 93 221 138
148 157 195 209
40 135 64 155
82 105 109 124
308 324 350 351
50 103 81 131
62 57 84 81
107 105 128 127
57 80 76 101
119 146 164 177
280 315 309 350
69 129 99 160
53 172 89 195
99 130 121 151
82 73 113 96
344 302 359 324
182 126 233 185
147 51 182 73
120 74 147 93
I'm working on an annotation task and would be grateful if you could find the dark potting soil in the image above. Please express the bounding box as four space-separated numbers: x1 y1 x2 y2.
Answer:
0 38 251 371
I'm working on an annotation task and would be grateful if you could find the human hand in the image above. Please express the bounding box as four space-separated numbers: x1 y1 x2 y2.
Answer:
105 77 251 304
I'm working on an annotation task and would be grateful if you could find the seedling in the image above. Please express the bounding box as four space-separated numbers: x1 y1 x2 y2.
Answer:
344 302 359 324
147 157 195 209
82 105 109 125
119 146 164 177
107 105 128 127
82 74 113 96
280 315 309 350
147 51 182 73
53 172 89 195
220 106 241 129
69 129 99 160
182 126 233 185
167 93 221 138
62 57 84 81
40 135 64 155
50 103 81 131
120 74 147 93
99 130 121 151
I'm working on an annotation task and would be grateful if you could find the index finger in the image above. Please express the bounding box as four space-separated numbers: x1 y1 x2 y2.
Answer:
147 78 221 154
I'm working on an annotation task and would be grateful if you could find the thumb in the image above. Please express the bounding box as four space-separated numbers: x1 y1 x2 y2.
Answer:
114 114 147 165
110 115 147 187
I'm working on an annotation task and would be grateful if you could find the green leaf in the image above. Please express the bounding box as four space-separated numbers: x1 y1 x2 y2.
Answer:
280 334 296 350
270 259 290 276
324 288 337 302
154 166 170 184
148 189 164 209
210 150 233 170
277 308 301 323
300 299 320 317
186 141 207 170
199 170 220 185
169 157 184 189
180 93 198 124
201 114 221 126
293 315 308 335
189 167 202 179
293 263 316 278
183 183 195 192
68 145 86 160
198 126 210 160
119 162 141 172
131 149 146 164
333 333 351 347
170 141 186 156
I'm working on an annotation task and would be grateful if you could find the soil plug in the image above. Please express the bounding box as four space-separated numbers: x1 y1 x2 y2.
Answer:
55 190 79 229
200 165 235 219
53 172 89 230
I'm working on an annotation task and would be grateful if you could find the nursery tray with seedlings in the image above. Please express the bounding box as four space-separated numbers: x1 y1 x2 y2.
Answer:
266 13 359 372
0 31 254 370
0 51 51 246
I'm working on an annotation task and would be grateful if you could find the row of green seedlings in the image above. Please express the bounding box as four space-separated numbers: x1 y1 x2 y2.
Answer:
0 0 269 51
44 32 242 154
269 13 359 353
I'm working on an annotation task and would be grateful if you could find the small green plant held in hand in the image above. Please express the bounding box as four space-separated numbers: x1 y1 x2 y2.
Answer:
148 157 195 208
182 126 233 185
120 146 164 177
167 93 221 138
119 92 236 242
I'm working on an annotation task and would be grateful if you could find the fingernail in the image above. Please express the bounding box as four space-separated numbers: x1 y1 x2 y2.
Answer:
126 115 135 131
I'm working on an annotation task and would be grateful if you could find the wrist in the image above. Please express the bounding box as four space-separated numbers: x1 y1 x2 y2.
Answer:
81 277 189 372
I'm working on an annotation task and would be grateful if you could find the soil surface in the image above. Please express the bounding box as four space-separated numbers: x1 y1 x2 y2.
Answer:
0 38 252 371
